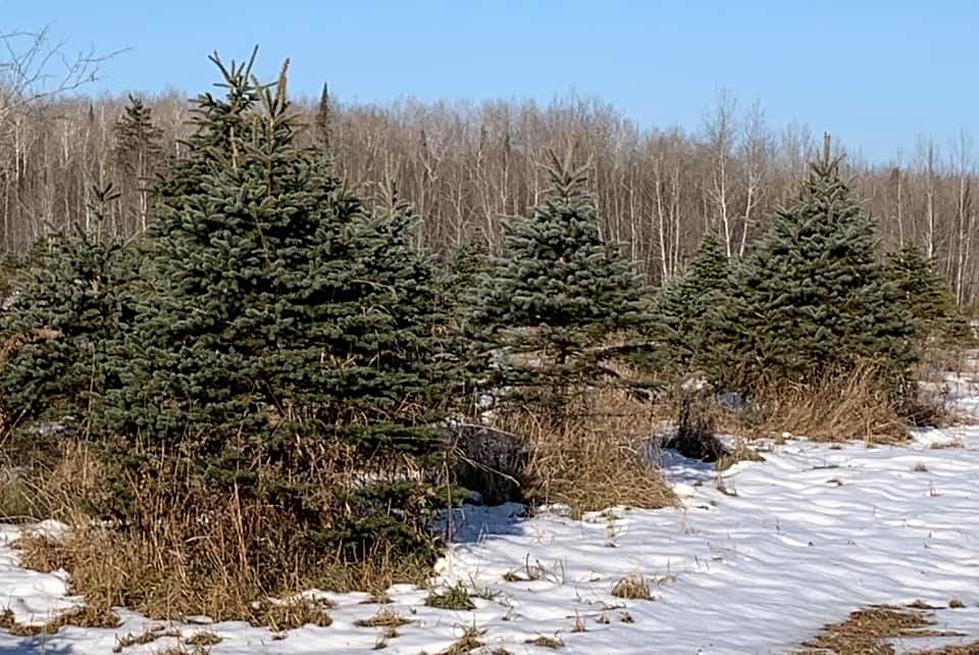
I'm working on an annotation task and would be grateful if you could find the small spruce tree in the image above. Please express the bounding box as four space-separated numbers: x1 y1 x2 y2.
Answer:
471 153 649 406
114 94 164 231
711 143 914 389
885 243 970 345
651 231 731 372
0 190 134 436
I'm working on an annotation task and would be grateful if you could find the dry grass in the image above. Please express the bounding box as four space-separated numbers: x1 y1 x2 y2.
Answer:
184 631 222 646
7 439 433 622
437 626 485 654
742 362 911 444
425 584 475 611
793 605 964 654
0 439 106 523
1 603 121 638
493 387 675 515
611 574 652 600
526 635 564 649
911 642 979 654
112 625 182 652
354 609 412 628
931 438 966 449
247 598 334 631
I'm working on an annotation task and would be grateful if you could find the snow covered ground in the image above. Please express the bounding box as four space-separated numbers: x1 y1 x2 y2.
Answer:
3 389 979 653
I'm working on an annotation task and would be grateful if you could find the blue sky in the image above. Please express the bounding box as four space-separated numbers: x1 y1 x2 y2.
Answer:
3 1 977 162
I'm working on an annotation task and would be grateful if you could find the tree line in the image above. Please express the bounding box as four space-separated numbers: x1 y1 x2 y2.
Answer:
2 86 979 305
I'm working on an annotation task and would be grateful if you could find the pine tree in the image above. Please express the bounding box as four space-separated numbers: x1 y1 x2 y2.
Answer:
651 231 731 372
99 53 453 559
711 144 914 389
885 243 971 344
471 153 649 405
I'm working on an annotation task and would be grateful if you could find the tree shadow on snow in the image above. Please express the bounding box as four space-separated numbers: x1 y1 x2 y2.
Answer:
0 636 74 655
437 502 527 543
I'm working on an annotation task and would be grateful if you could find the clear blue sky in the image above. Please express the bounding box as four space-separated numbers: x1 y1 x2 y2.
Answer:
3 1 977 162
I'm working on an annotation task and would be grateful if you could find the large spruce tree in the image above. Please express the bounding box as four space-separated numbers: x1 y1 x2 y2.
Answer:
471 154 648 404
711 143 914 388
100 53 452 558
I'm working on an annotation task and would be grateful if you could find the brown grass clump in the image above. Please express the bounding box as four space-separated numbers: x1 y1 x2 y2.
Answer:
247 598 334 631
2 603 121 638
793 605 963 654
354 609 412 628
742 362 911 444
112 625 183 652
611 574 652 600
184 631 222 646
438 626 485 654
525 635 564 649
493 387 675 515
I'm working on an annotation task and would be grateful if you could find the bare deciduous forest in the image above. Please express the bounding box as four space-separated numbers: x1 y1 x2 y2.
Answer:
2 86 979 305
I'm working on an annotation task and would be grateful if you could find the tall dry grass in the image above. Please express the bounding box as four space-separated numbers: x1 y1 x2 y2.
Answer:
732 361 912 444
491 387 676 515
2 439 434 621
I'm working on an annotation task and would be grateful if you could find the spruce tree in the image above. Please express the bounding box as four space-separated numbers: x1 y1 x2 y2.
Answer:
114 95 164 230
100 53 452 559
711 145 914 389
885 243 970 344
471 154 648 405
0 194 134 435
651 231 731 372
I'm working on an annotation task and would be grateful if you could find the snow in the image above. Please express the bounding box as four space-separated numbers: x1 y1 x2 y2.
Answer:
3 392 979 653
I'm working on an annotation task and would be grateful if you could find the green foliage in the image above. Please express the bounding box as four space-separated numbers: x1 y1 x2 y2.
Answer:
0 222 134 433
96 54 453 560
709 154 914 389
649 232 731 372
113 94 164 177
424 583 475 610
885 243 971 345
441 237 490 319
471 154 650 405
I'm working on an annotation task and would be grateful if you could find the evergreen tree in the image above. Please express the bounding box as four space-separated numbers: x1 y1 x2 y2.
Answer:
651 231 731 372
0 192 134 434
711 146 914 389
471 153 649 404
114 94 164 230
885 243 971 344
100 53 453 558
442 237 490 320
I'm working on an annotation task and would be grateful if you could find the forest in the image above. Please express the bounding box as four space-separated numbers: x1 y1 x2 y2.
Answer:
2 47 979 305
